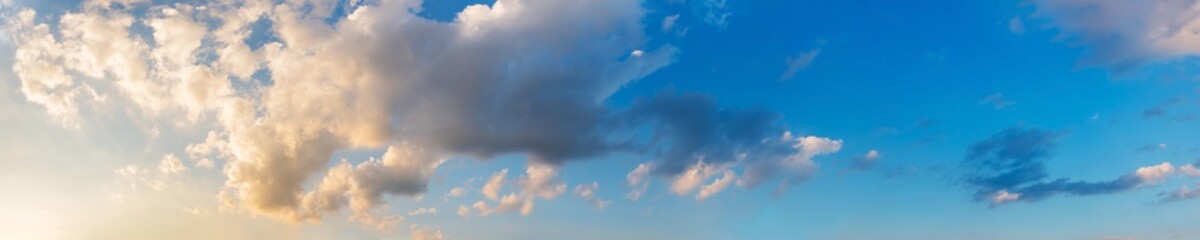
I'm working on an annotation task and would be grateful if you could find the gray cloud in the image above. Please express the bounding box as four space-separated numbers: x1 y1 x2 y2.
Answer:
1030 0 1200 71
962 127 1175 206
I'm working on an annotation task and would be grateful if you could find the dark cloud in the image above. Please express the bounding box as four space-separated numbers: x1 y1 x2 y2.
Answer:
962 127 1172 205
625 91 787 175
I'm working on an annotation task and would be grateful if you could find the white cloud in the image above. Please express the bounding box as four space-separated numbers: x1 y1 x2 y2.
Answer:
409 224 445 240
1134 162 1175 184
445 187 468 199
158 154 186 174
517 165 567 199
625 163 652 201
695 170 735 201
469 193 534 217
407 208 437 216
573 182 611 209
990 190 1021 206
481 169 508 201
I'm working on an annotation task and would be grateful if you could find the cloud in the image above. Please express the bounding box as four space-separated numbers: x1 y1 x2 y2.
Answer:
573 182 611 209
662 14 680 32
1157 184 1200 203
158 154 186 174
625 163 652 201
1 0 839 228
962 127 1176 206
445 187 468 199
1030 0 1200 71
460 166 567 217
481 169 508 201
701 0 732 28
695 170 735 201
294 143 442 228
848 149 881 171
407 208 437 216
779 48 821 81
1142 98 1182 118
978 93 1015 109
1135 143 1168 153
517 165 568 199
1008 17 1026 35
409 224 445 240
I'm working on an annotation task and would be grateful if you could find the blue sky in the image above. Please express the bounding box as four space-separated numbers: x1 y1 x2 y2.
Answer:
1 0 1199 239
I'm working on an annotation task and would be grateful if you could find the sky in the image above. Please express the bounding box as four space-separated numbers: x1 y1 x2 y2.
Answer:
1 0 1200 239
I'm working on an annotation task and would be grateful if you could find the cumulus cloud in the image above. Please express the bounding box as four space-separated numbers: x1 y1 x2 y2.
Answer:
1 0 840 229
962 127 1177 206
1030 0 1200 71
481 169 508 201
158 154 186 174
409 224 445 240
293 143 442 228
517 165 567 199
460 166 567 217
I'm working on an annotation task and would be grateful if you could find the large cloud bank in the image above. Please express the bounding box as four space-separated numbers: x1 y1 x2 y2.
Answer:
1 0 841 226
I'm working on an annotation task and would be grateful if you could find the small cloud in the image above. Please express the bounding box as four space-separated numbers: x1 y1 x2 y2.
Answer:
625 163 652 201
409 224 445 240
1134 143 1168 153
445 187 467 199
158 154 186 174
848 150 881 171
630 49 645 57
662 14 680 32
978 93 1015 109
915 117 938 128
990 190 1021 206
407 207 437 216
573 182 612 209
1143 98 1182 118
779 48 821 81
1008 17 1026 35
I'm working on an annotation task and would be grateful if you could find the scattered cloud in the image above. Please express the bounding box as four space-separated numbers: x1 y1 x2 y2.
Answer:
701 0 732 28
625 163 652 201
409 224 445 240
407 208 437 217
573 182 611 209
779 48 821 81
158 154 186 174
